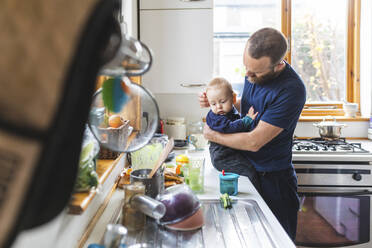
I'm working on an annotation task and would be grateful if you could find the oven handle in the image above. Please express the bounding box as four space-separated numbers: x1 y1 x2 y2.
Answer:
298 189 372 196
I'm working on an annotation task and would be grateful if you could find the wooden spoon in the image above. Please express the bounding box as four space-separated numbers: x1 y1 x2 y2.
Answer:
148 138 174 178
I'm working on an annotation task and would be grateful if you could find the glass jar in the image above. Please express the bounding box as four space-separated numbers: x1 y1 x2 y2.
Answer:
187 121 208 150
164 117 186 140
122 182 146 231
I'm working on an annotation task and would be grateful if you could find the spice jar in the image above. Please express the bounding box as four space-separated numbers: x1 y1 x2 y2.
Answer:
122 182 146 231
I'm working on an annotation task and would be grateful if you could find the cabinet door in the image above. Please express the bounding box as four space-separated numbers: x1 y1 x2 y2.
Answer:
140 0 212 10
140 9 213 94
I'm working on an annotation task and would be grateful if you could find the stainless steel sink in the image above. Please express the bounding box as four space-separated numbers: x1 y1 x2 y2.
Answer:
110 199 283 248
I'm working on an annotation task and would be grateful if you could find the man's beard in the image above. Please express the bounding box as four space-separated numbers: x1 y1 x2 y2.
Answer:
248 69 281 85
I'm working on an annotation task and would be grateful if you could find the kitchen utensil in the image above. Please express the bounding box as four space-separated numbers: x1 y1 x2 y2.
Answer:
130 169 164 198
174 139 188 148
101 77 131 113
148 138 174 178
131 194 166 219
88 77 159 153
165 207 204 231
156 184 201 226
313 117 347 139
100 33 152 77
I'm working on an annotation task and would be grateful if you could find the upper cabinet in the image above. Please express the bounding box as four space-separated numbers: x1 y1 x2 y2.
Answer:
140 0 212 10
139 0 213 94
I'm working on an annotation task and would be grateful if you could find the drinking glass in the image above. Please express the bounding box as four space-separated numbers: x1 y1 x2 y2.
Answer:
187 156 205 193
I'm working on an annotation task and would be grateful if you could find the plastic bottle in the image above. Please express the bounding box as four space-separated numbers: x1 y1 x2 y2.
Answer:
175 154 189 178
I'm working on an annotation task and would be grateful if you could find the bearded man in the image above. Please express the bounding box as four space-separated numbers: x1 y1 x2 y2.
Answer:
199 27 306 241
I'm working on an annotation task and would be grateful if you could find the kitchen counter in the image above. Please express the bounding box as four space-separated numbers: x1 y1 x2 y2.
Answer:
83 148 296 248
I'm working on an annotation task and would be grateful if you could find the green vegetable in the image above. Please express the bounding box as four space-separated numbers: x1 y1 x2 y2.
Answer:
220 193 232 209
74 160 99 192
79 141 94 165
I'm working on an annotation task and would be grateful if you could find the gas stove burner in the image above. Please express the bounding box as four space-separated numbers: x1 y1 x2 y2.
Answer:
339 144 352 150
292 138 370 155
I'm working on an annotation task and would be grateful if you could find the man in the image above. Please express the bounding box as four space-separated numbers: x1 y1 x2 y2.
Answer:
199 27 306 241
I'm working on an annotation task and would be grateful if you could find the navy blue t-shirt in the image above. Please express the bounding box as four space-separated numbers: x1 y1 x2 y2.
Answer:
240 62 306 172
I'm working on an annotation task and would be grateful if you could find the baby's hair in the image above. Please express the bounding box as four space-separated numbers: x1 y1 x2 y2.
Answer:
206 77 234 96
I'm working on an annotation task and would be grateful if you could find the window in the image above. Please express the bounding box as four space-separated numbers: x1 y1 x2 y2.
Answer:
214 0 281 96
213 0 362 117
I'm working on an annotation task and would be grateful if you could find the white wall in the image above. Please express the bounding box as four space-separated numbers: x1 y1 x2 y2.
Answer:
154 93 208 124
122 0 138 38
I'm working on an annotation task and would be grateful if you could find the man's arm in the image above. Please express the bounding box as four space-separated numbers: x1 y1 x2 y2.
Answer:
203 120 283 152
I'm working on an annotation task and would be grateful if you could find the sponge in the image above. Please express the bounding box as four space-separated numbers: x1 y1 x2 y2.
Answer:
102 77 131 113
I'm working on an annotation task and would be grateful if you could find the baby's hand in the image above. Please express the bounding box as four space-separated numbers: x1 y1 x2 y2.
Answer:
247 106 258 120
198 92 210 108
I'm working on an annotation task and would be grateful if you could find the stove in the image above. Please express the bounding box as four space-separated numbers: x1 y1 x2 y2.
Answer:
292 138 372 163
293 138 372 248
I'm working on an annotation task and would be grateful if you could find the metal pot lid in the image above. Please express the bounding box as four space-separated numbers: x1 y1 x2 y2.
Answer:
313 117 347 127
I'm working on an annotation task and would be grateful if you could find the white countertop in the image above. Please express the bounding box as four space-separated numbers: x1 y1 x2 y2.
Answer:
84 148 296 248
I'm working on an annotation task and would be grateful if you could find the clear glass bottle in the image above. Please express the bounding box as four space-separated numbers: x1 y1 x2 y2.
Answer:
122 182 146 231
187 121 208 150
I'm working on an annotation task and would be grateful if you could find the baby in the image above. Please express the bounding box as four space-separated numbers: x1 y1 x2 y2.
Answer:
205 77 260 192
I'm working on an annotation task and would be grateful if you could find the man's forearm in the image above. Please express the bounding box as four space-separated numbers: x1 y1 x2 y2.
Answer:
210 131 260 152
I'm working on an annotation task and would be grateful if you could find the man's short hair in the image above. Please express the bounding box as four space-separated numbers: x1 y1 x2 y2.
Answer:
247 27 288 66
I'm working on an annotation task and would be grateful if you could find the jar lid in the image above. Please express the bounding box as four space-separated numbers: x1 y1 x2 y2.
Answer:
219 172 239 181
176 154 189 163
166 117 185 124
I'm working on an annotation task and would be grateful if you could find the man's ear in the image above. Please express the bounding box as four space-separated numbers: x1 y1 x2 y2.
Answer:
233 92 237 104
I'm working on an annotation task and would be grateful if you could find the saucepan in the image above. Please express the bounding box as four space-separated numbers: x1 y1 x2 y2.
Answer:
313 117 347 139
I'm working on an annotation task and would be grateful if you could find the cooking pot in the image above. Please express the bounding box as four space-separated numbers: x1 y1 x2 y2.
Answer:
313 117 347 139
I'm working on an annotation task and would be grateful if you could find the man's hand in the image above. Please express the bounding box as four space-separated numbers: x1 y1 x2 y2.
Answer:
199 92 210 108
203 123 215 141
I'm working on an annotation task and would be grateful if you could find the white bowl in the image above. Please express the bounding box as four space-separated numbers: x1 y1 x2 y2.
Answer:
343 103 358 117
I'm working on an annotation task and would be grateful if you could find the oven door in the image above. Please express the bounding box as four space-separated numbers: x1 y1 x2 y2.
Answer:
296 187 372 248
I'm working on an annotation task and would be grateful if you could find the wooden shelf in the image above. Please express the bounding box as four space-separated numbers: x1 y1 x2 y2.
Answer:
68 153 125 215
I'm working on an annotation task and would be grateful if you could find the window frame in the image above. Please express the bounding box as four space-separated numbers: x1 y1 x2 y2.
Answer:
281 0 361 117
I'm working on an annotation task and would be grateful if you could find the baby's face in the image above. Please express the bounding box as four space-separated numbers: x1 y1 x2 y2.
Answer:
206 87 234 115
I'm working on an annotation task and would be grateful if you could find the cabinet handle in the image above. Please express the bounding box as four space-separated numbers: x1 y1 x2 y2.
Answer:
180 83 206 88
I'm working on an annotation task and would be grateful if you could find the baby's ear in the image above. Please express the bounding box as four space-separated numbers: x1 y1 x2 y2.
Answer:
233 92 237 104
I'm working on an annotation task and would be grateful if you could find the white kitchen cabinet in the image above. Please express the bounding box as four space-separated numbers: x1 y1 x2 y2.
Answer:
140 0 212 10
139 1 213 94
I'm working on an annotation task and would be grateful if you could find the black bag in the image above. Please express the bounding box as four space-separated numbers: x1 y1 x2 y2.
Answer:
0 0 121 247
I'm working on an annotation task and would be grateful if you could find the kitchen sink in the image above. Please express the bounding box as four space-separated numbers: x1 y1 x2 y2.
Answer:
110 199 282 248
